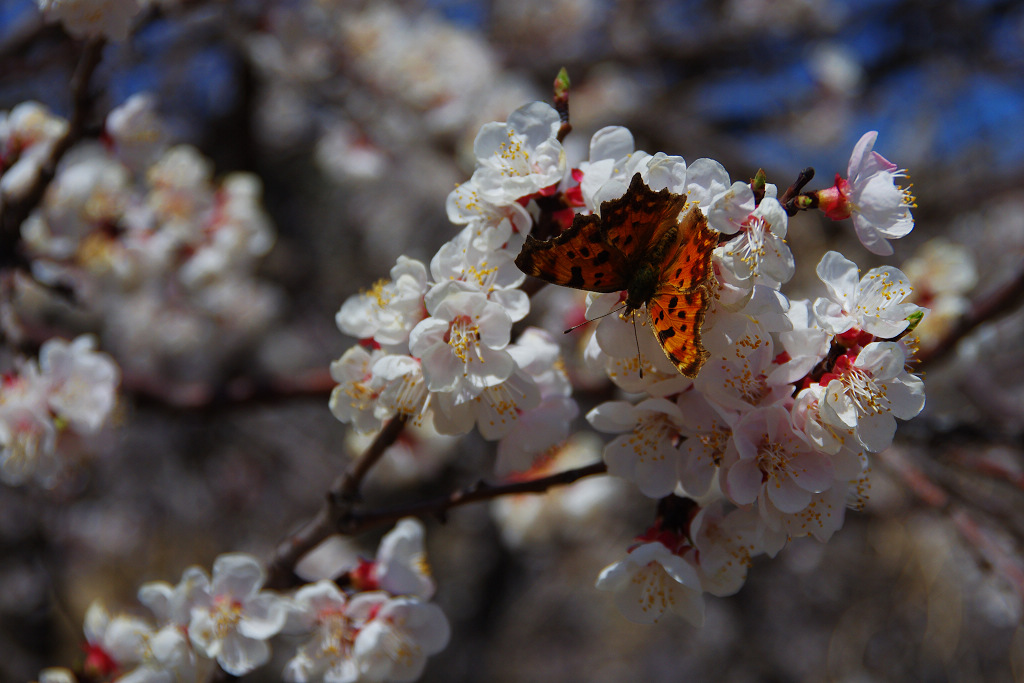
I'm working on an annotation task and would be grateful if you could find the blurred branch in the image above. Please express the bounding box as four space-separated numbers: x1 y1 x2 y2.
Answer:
915 259 1024 369
879 448 1024 599
126 368 336 412
947 451 1024 493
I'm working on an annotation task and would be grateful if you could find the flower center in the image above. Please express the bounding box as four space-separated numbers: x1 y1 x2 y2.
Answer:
629 413 680 463
495 130 531 176
444 315 483 364
315 611 356 661
755 437 789 479
464 262 498 291
210 597 244 639
368 279 394 309
696 425 730 466
840 366 889 417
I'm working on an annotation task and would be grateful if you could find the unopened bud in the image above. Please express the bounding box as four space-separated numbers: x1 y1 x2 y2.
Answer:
554 68 571 100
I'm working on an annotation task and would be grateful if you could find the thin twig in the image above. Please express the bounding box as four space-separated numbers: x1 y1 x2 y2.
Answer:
264 414 409 589
779 166 815 211
335 461 609 535
334 414 410 503
265 456 609 589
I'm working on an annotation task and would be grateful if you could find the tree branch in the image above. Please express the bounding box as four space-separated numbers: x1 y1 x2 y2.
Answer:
264 414 409 589
336 461 609 535
265 450 608 589
915 261 1024 369
334 414 409 503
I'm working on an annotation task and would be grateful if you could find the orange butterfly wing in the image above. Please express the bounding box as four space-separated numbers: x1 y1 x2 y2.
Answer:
515 212 631 293
647 206 718 377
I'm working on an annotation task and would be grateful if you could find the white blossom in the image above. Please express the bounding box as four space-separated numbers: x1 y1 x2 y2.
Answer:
186 553 288 676
115 626 201 683
468 101 567 206
767 299 831 385
819 342 926 453
426 230 529 322
495 328 578 474
371 354 430 423
595 541 705 626
81 601 153 679
674 390 733 497
145 145 216 245
37 668 78 683
691 504 764 596
138 566 208 627
283 581 358 683
694 313 791 415
408 289 514 402
329 345 386 434
1 103 67 210
429 367 540 439
445 182 532 254
39 335 120 435
374 518 436 600
27 148 130 260
813 250 922 338
587 397 687 499
818 131 915 255
106 94 168 171
681 157 733 211
713 197 794 292
349 593 450 683
722 405 835 515
0 364 57 486
336 256 428 350
179 173 275 289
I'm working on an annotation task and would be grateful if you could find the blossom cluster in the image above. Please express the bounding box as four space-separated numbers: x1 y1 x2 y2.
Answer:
332 101 577 476
0 335 119 487
584 129 924 625
39 519 449 683
331 101 926 626
6 96 281 383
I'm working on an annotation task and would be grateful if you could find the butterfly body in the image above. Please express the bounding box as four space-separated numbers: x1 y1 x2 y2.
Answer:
624 263 659 313
515 173 718 377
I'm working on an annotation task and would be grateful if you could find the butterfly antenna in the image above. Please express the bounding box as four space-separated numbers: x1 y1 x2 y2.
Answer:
563 303 628 334
632 314 644 379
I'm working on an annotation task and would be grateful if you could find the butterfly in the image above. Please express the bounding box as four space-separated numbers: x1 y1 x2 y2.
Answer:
515 173 719 377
